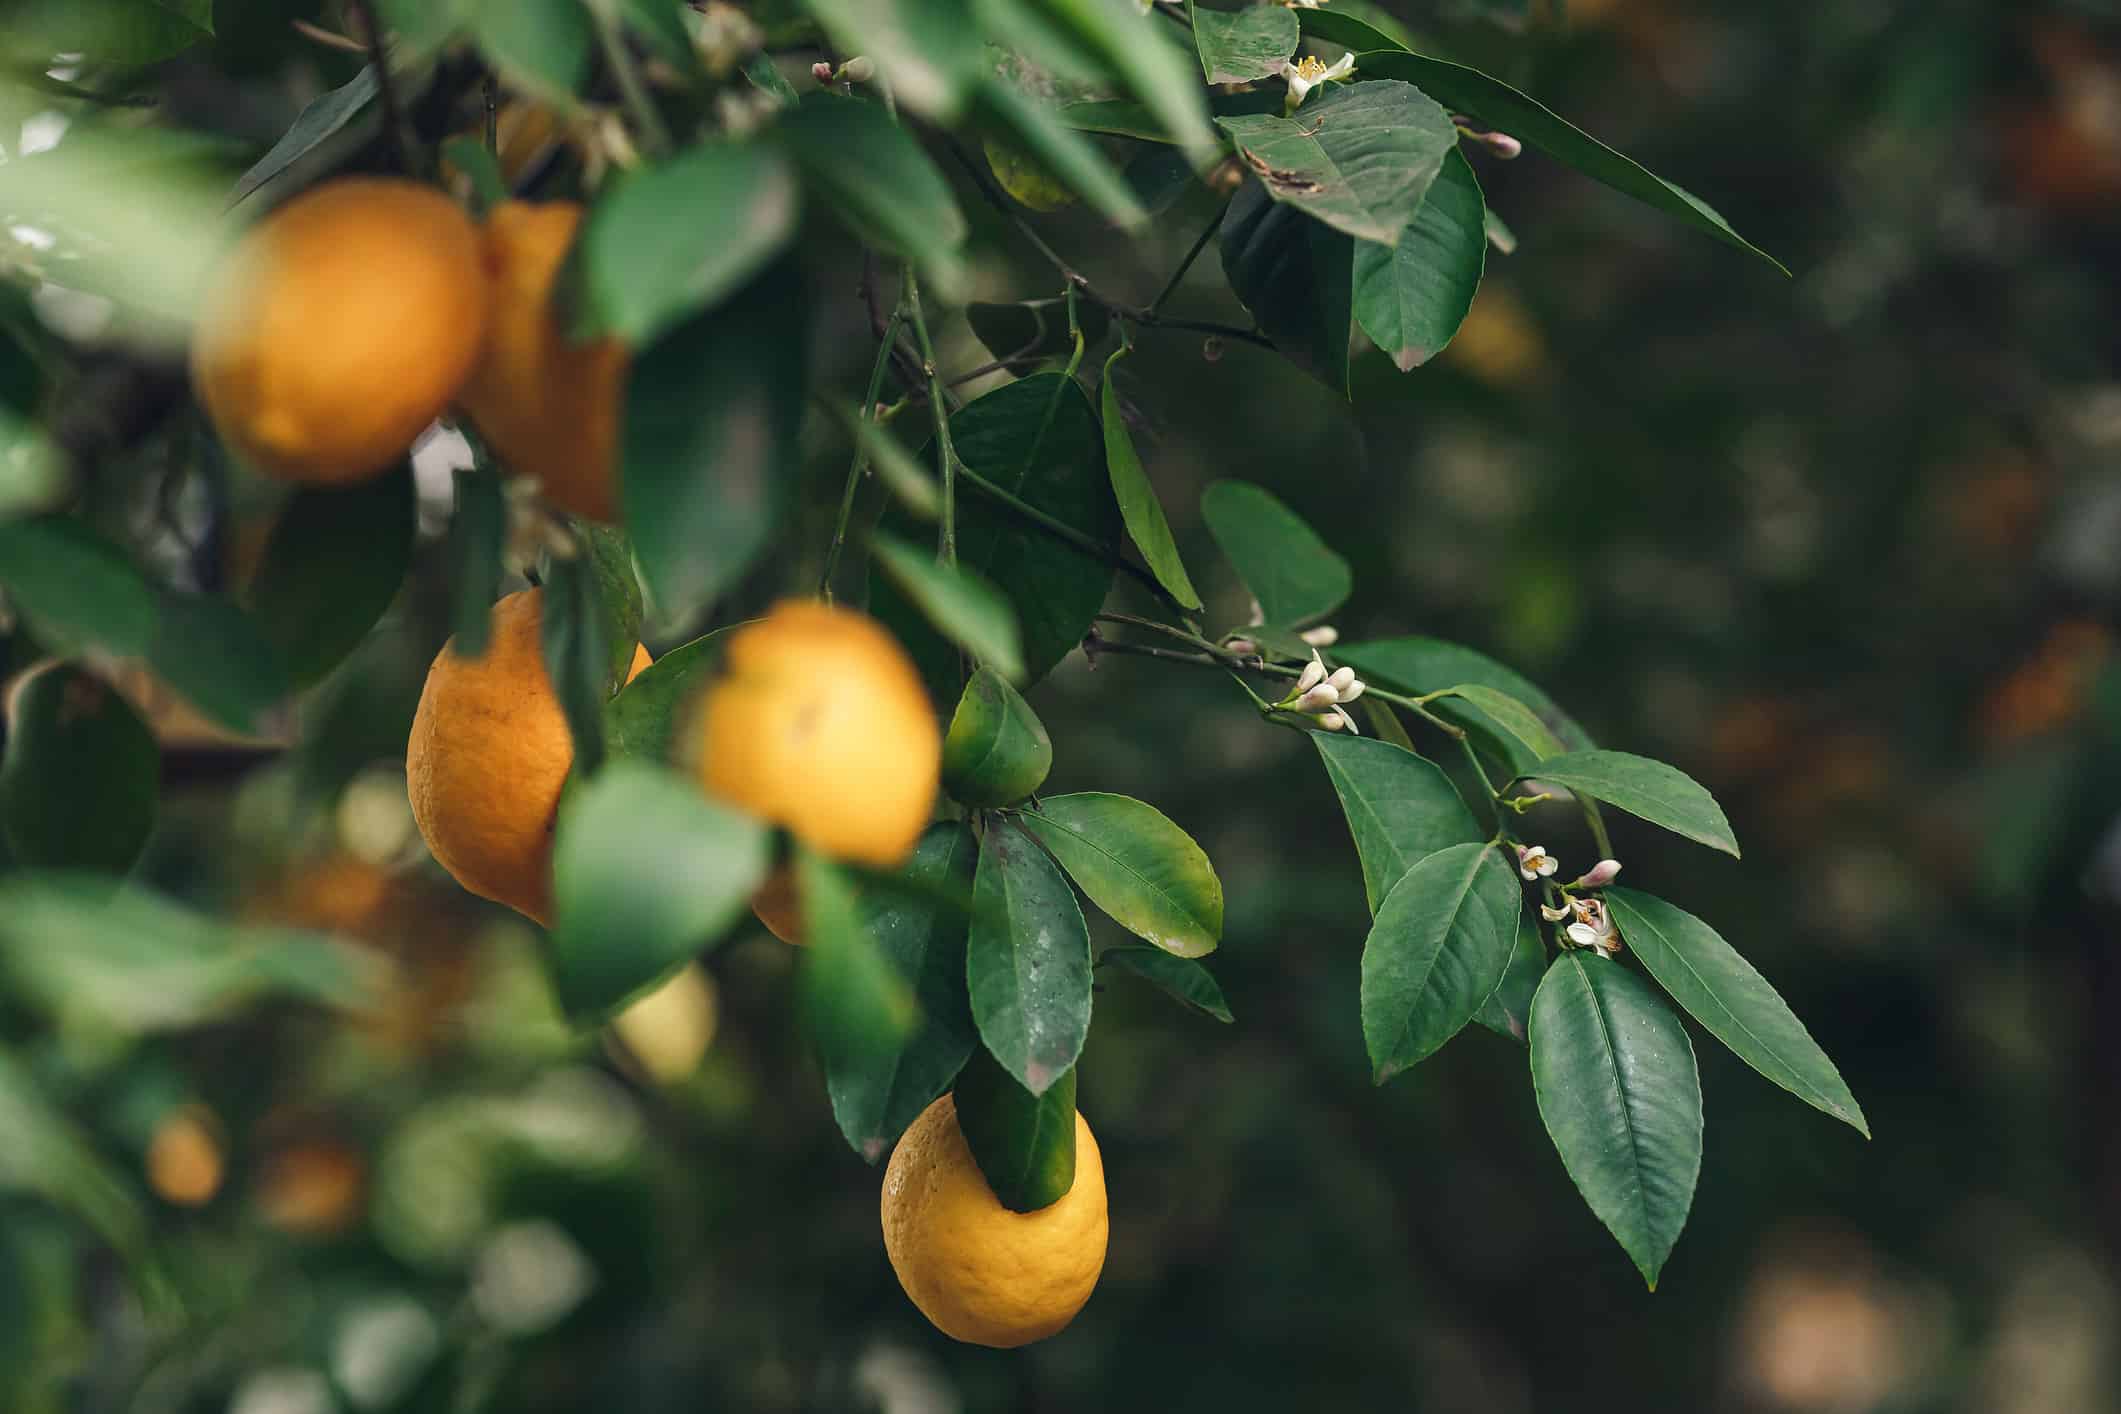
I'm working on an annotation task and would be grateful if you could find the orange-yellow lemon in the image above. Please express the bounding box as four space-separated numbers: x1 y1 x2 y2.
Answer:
191 178 488 483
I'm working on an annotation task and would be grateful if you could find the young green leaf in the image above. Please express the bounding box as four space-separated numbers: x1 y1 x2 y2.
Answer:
973 75 1149 230
1216 80 1458 245
549 760 771 1021
801 849 920 1078
827 823 981 1162
1606 888 1867 1136
1474 899 1545 1044
1220 178 1353 393
1201 480 1353 628
445 467 506 658
1101 348 1203 612
0 663 157 875
1351 146 1487 371
1018 792 1222 958
1189 0 1298 83
1438 682 1564 761
954 1047 1077 1212
246 468 415 689
1529 952 1703 1289
1524 750 1740 858
774 94 970 300
966 817 1094 1096
1100 944 1233 1023
943 669 1053 808
147 593 290 737
870 534 1027 683
0 514 156 658
230 66 379 206
603 626 737 766
1313 734 1480 912
1361 841 1520 1081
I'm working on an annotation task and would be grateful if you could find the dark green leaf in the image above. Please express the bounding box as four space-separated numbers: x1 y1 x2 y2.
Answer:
966 817 1093 1095
0 1048 158 1303
827 824 981 1162
1313 734 1481 912
1100 944 1233 1023
776 94 969 298
576 522 646 688
470 0 592 104
147 593 290 737
1607 889 1867 1136
1216 80 1457 244
744 52 801 107
1352 145 1487 370
550 761 770 1020
0 515 155 658
870 535 1026 682
1040 0 1220 166
446 468 507 658
1018 792 1221 958
1286 7 1402 55
440 137 508 212
1220 179 1353 392
245 470 414 690
942 669 1052 808
1337 635 1595 777
801 849 919 1077
954 1046 1075 1212
1362 841 1520 1080
974 76 1148 229
1201 479 1352 628
1475 898 1544 1044
1441 682 1564 761
230 67 378 206
1524 750 1740 858
3 0 211 71
1101 348 1202 611
0 664 157 874
1056 99 1170 142
604 627 737 765
578 141 800 345
1189 1 1298 83
966 299 1111 364
622 260 808 620
1529 952 1703 1288
539 553 612 777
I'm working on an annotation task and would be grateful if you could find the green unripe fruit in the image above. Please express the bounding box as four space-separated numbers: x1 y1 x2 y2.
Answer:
0 661 158 873
941 669 1052 807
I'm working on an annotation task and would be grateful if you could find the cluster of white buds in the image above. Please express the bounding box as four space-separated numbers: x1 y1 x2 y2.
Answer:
1280 651 1366 731
1281 53 1355 110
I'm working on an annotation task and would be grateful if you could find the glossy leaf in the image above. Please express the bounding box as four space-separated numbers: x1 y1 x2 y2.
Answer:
1018 792 1222 959
1440 682 1564 761
230 67 378 206
1524 750 1740 858
538 554 612 777
1189 0 1298 82
1529 952 1703 1288
550 761 770 1021
0 515 156 658
775 94 970 299
1475 898 1544 1044
942 669 1052 808
974 76 1148 229
827 824 980 1162
604 627 737 766
1351 146 1487 370
1313 734 1481 912
1216 80 1458 244
1101 348 1203 611
954 1047 1076 1212
246 469 415 689
1100 944 1233 1023
966 817 1094 1096
623 261 808 621
1201 480 1352 628
147 593 290 737
1337 635 1595 777
577 141 800 346
1607 888 1867 1136
870 534 1026 683
1361 841 1520 1081
446 468 507 658
1220 179 1353 392
0 663 157 874
802 852 921 1089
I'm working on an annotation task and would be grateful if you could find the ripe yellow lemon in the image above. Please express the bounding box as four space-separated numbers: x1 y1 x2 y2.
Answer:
455 200 628 522
881 1093 1108 1347
406 588 649 925
191 178 488 484
693 602 939 868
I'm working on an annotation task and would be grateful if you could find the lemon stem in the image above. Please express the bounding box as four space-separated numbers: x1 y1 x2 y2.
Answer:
819 303 908 601
903 265 959 568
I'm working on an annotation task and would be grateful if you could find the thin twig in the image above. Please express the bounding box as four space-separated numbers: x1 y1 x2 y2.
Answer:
346 1 422 177
819 305 909 600
592 7 672 156
902 266 960 566
291 19 367 54
1147 197 1230 317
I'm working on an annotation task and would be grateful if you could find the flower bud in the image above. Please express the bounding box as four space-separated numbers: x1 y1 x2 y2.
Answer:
1225 637 1258 656
1317 710 1347 731
1301 625 1340 647
1327 665 1356 694
1574 859 1623 888
1296 657 1327 693
837 56 876 83
1294 683 1340 713
1338 678 1365 703
811 61 835 83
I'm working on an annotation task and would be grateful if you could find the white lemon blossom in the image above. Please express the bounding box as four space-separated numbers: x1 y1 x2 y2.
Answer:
1283 53 1354 110
1515 844 1559 881
1548 895 1619 957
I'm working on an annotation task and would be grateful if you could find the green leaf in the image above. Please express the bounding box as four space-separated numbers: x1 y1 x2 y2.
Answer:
604 627 737 765
2 0 211 71
1201 479 1351 629
1056 98 1170 142
1338 41 1788 274
549 760 770 1021
1189 0 1298 83
1361 841 1520 1081
837 408 939 521
440 137 509 213
775 94 969 299
803 0 984 118
622 260 808 621
1216 80 1458 245
974 75 1149 230
147 593 290 737
967 299 1112 364
1337 635 1595 777
966 816 1094 1095
954 1046 1076 1212
1523 750 1740 858
1475 898 1544 1044
620 0 697 71
1219 179 1353 392
539 553 613 777
245 470 415 690
1101 348 1202 611
801 849 919 1077
1040 0 1220 166
230 67 379 206
446 468 507 658
1440 682 1564 762
0 1048 158 1303
1100 944 1232 1023
469 0 592 105
1018 792 1222 959
1312 734 1481 913
0 664 157 875
870 534 1027 683
942 668 1052 808
1529 952 1703 1288
1606 889 1867 1136
1351 145 1486 371
744 51 800 107
0 515 155 658
577 141 801 345
827 823 980 1162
